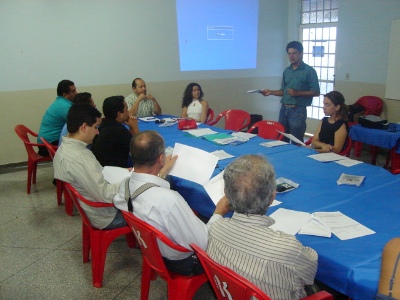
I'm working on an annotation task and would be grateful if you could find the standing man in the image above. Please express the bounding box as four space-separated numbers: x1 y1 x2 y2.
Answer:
262 41 320 143
37 79 77 156
124 78 162 117
91 96 140 168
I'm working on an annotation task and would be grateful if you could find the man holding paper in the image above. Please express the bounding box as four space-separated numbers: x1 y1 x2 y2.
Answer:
113 130 230 276
207 154 318 299
261 41 320 144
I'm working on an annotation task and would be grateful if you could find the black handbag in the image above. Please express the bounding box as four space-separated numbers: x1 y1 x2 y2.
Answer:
375 252 400 300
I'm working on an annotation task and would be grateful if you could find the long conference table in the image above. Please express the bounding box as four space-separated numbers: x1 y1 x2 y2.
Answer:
138 116 400 300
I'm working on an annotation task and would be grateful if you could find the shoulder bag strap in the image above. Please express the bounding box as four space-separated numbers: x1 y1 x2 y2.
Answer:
388 252 400 297
124 178 158 213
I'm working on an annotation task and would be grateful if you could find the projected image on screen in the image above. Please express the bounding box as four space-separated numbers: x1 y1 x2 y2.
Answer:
176 0 259 71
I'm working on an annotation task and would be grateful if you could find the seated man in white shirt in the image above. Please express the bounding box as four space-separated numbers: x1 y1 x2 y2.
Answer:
113 130 230 275
207 154 318 300
124 78 162 117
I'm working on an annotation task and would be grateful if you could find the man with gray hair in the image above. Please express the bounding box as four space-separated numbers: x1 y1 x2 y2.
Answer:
207 154 318 300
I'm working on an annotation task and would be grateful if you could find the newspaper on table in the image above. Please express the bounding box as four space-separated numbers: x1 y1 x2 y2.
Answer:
337 173 365 187
276 177 299 193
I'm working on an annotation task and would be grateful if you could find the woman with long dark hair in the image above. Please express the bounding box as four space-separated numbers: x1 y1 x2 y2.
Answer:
181 83 209 123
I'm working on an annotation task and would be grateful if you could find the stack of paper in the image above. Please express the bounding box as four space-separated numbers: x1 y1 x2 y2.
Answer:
269 208 375 240
184 128 218 137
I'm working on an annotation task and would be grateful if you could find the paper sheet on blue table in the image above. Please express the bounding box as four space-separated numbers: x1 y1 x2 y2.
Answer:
169 143 218 185
203 133 248 145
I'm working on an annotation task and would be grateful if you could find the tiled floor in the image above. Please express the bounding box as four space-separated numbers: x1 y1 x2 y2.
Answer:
0 146 392 300
0 164 215 300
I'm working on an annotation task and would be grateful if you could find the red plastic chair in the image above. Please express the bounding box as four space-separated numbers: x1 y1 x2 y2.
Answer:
351 96 383 161
247 120 285 140
205 108 215 125
63 182 136 288
191 243 334 300
40 137 73 216
121 211 207 300
208 109 251 131
354 96 383 117
14 124 52 194
394 169 400 175
305 136 352 157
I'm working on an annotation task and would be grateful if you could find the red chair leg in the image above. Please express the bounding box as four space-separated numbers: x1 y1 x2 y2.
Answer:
91 233 107 288
27 161 34 194
56 180 63 206
354 141 362 157
65 193 73 216
141 259 152 300
82 225 90 263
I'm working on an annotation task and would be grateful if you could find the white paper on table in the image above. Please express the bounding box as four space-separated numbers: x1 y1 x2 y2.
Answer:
170 143 219 185
276 130 305 145
102 166 132 184
308 153 347 162
231 132 256 139
211 150 235 160
313 211 375 240
183 128 218 137
269 208 312 235
335 158 364 167
162 117 177 122
139 117 159 122
270 199 282 207
260 140 288 148
298 216 332 238
337 173 365 187
203 171 225 205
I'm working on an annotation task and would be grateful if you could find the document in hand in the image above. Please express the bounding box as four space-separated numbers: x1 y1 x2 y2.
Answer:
102 166 132 184
169 143 219 185
246 89 263 94
276 130 305 145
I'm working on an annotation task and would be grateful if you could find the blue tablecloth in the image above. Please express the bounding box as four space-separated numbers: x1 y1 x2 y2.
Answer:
350 124 400 153
139 116 400 300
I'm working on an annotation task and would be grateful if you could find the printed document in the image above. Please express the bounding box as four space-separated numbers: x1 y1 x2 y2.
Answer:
102 166 132 184
169 143 218 185
276 130 305 145
269 208 312 235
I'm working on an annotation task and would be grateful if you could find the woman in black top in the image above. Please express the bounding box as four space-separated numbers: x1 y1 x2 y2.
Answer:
311 91 349 154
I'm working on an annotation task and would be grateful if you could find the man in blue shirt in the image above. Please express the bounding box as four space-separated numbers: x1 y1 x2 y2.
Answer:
262 41 320 143
37 80 77 156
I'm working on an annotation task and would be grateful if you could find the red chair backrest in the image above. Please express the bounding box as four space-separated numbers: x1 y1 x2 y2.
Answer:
205 108 215 124
247 120 285 140
354 96 383 116
190 243 270 300
121 211 191 281
212 109 251 131
14 124 43 158
40 137 58 160
63 182 115 229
